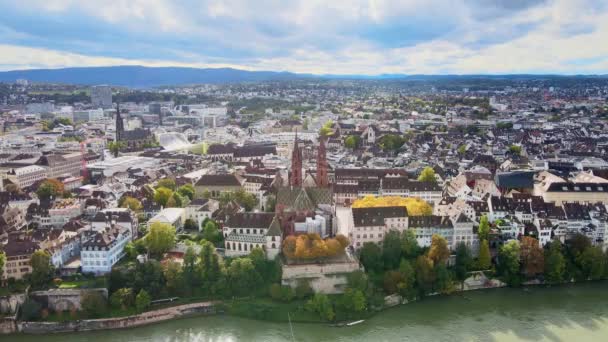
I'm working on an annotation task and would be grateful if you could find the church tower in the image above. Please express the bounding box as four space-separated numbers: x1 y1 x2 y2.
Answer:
316 136 329 187
115 102 124 142
290 132 303 187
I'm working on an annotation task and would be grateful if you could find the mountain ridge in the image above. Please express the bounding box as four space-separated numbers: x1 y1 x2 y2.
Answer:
0 65 606 88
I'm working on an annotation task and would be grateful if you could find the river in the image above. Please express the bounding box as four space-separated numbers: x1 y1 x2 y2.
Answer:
9 282 608 342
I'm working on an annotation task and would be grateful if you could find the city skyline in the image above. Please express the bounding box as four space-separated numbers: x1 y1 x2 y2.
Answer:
1 0 608 75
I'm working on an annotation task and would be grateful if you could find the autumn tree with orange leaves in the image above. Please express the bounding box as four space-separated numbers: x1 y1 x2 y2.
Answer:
283 233 349 260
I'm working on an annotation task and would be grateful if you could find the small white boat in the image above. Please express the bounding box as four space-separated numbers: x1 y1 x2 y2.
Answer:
346 320 365 326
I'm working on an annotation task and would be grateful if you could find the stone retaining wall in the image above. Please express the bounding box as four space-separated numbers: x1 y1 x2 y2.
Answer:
11 301 216 335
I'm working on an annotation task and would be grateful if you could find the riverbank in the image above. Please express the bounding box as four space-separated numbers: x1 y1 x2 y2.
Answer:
8 281 608 342
4 280 605 335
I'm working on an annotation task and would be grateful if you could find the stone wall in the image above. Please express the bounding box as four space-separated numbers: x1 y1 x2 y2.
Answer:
0 293 26 315
0 318 17 335
282 259 361 294
30 288 108 311
15 301 216 335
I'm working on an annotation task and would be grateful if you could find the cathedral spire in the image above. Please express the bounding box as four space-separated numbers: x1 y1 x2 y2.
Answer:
316 135 329 187
115 101 124 142
290 130 303 187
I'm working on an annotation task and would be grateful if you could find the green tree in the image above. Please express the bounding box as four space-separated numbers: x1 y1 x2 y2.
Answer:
227 258 262 297
182 246 199 289
344 135 360 149
414 255 435 297
382 230 402 270
478 215 490 241
347 270 369 293
145 222 176 256
154 187 173 207
359 242 383 273
568 233 591 258
202 220 222 245
0 251 5 281
383 270 405 295
417 166 437 183
398 259 417 300
544 241 566 284
319 120 334 137
120 196 143 212
177 184 195 200
499 240 521 287
454 242 472 286
401 230 421 259
508 145 522 155
477 240 492 270
457 145 466 155
434 263 453 294
295 280 314 299
163 260 184 296
156 178 177 191
36 178 64 200
135 289 152 312
198 241 222 287
378 134 406 151
81 291 108 318
577 246 606 280
108 141 125 157
307 293 335 321
109 288 134 310
19 299 42 321
30 250 54 287
341 288 366 313
265 195 276 212
428 234 450 265
184 219 198 231
233 189 258 211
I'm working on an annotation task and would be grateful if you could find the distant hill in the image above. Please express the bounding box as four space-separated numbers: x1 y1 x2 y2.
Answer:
0 66 310 88
0 66 606 88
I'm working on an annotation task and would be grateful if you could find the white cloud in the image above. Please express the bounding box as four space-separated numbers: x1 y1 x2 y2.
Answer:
1 0 607 74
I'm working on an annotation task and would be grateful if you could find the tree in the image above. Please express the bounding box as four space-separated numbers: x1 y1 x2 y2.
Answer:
454 242 472 286
167 192 184 208
135 289 152 312
81 291 108 318
182 246 199 289
359 242 383 273
177 184 195 200
0 251 5 281
577 246 606 280
319 120 334 137
202 220 222 245
120 196 142 212
382 230 402 270
347 270 369 293
428 234 450 265
457 145 466 155
36 178 64 200
401 230 421 259
383 270 405 294
233 189 258 211
184 219 198 231
145 222 176 256
509 145 522 155
306 293 335 321
30 250 54 287
478 215 490 241
544 241 566 284
567 233 591 258
341 288 366 313
352 196 432 216
163 260 184 296
109 288 134 310
477 240 491 270
344 135 361 149
108 141 125 157
265 195 276 212
398 259 417 300
198 241 222 287
417 166 437 183
520 237 544 278
434 263 454 294
157 178 177 191
227 258 262 297
499 240 521 287
154 187 173 207
378 134 406 151
414 255 435 296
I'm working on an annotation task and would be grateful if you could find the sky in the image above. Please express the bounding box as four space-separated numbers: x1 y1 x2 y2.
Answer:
0 0 607 75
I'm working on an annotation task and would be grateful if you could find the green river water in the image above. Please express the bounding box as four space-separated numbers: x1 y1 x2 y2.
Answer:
8 282 608 342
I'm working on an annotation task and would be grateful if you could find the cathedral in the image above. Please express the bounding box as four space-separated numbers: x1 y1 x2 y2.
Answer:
115 103 155 151
275 133 333 237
